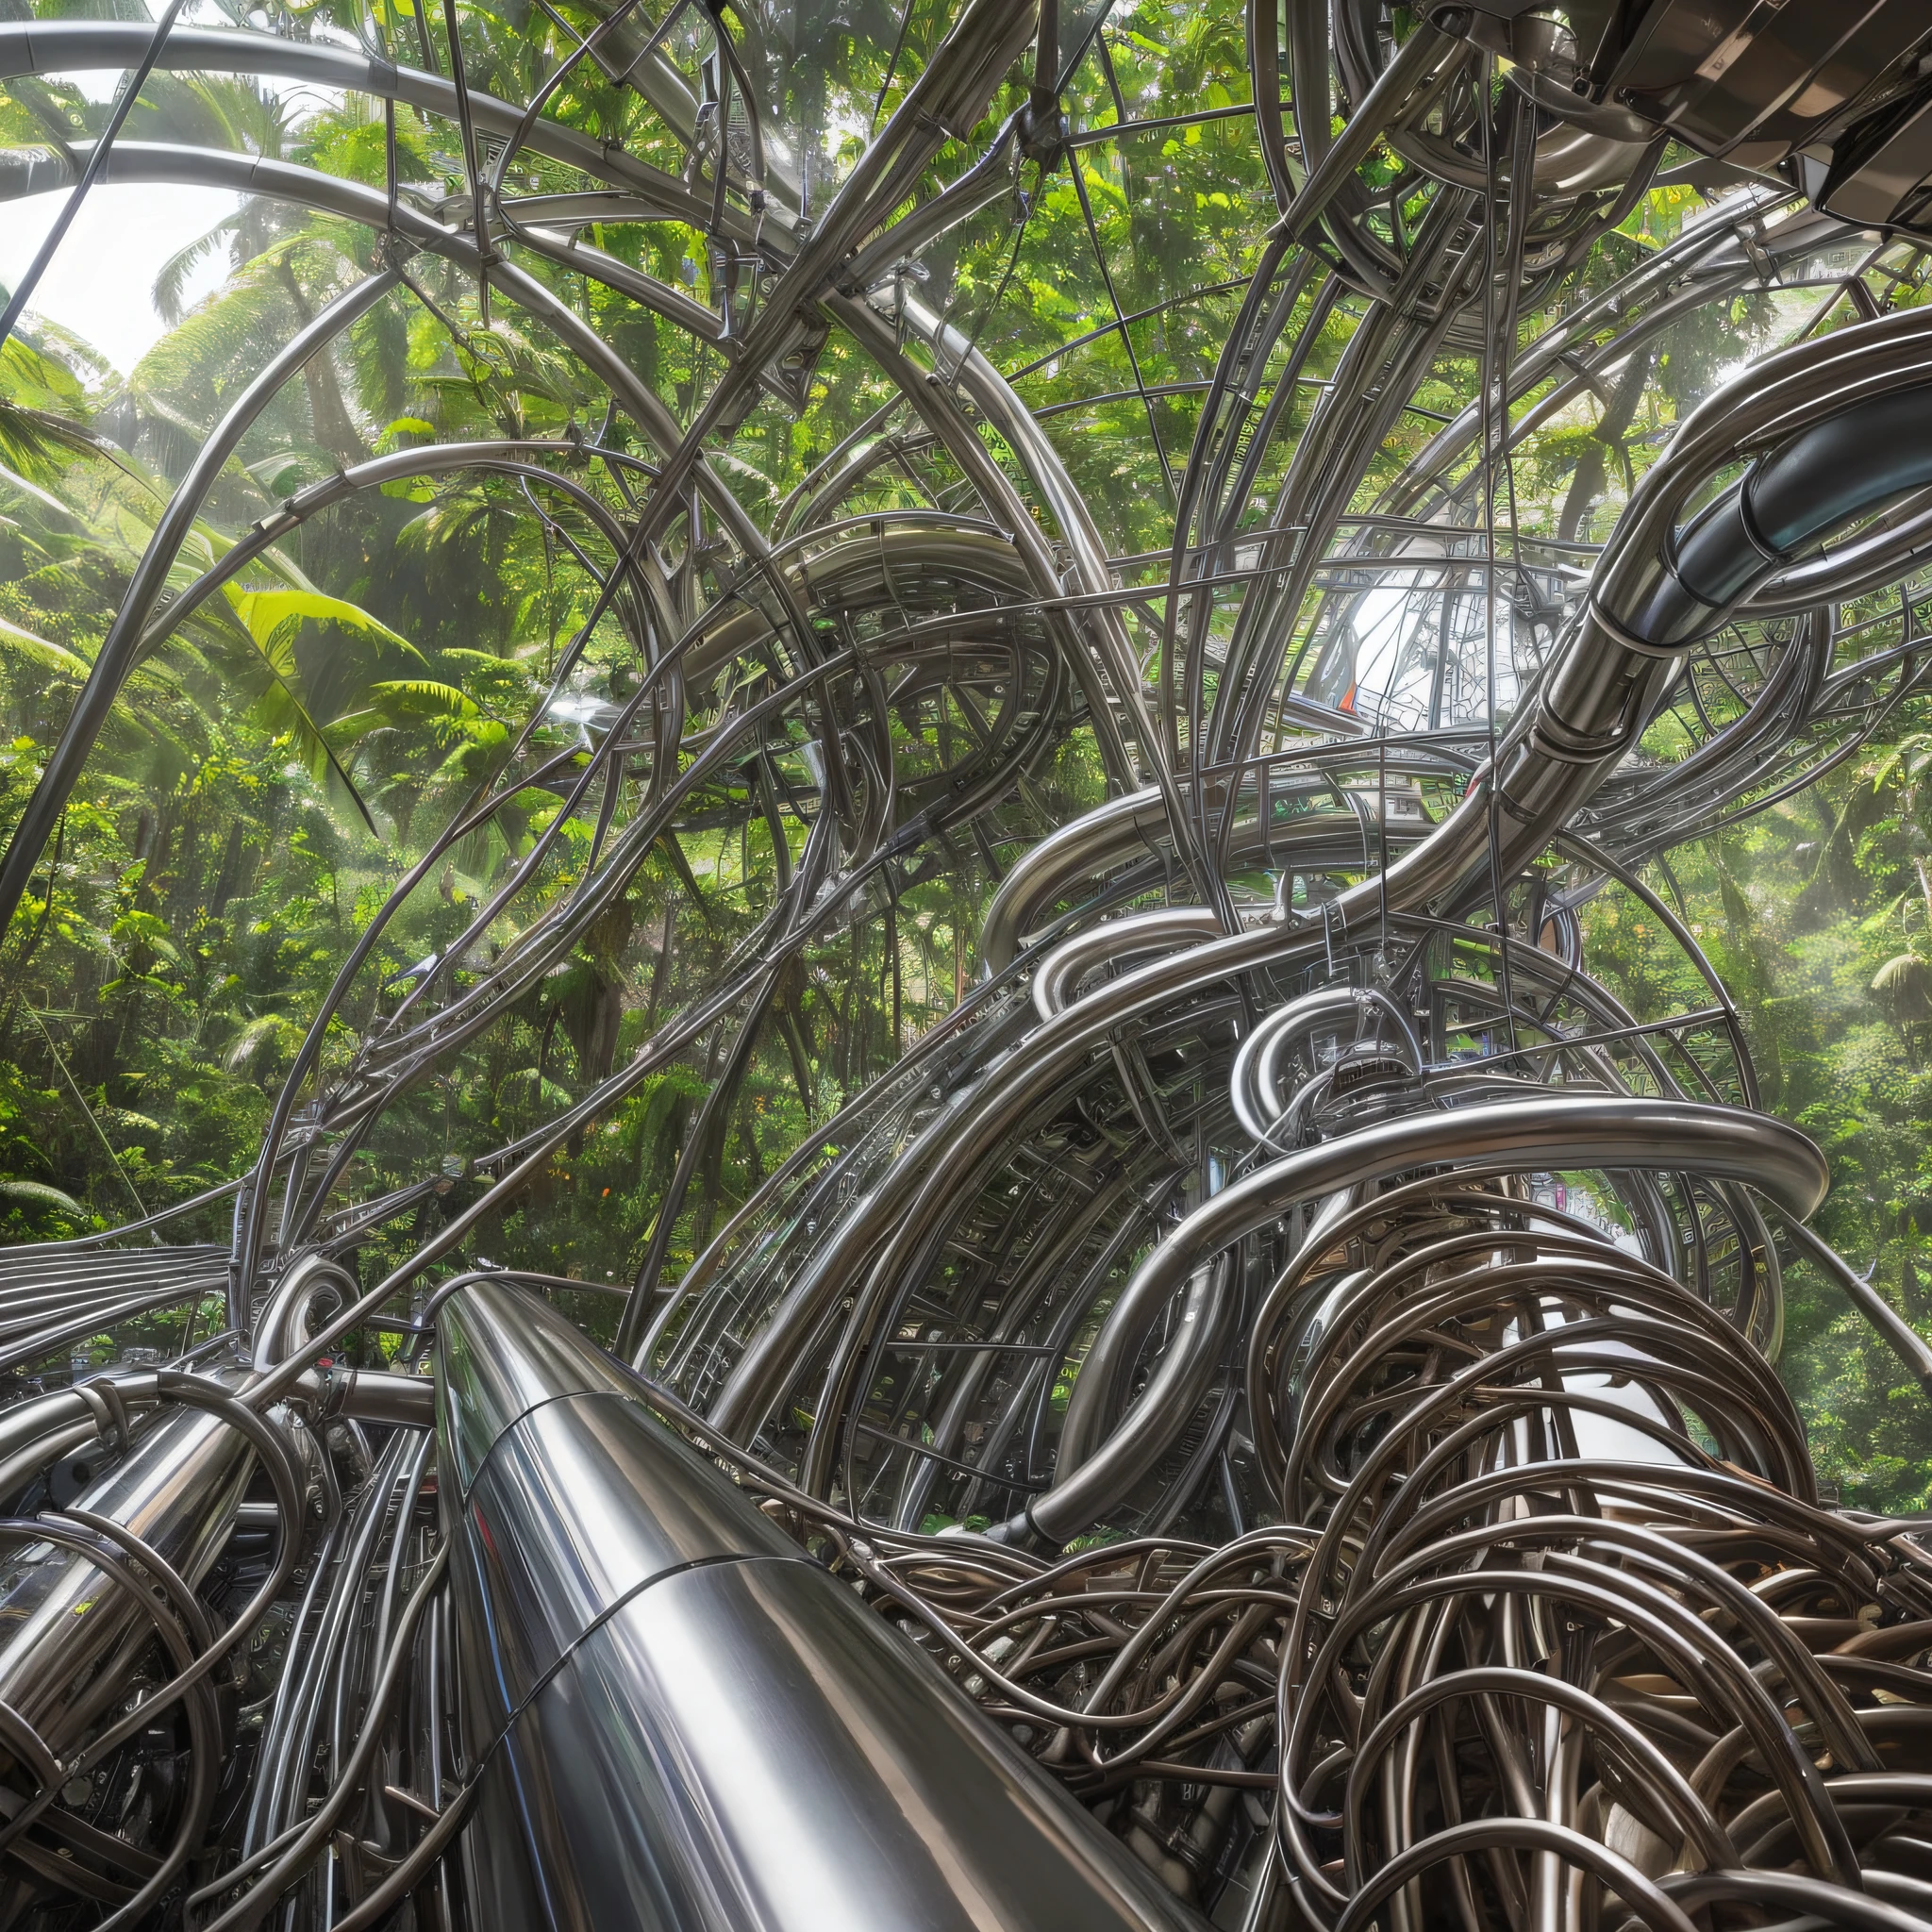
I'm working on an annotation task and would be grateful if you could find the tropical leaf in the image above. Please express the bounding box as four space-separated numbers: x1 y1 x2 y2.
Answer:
223 586 424 665
153 217 243 328
224 1012 308 1075
1874 953 1932 1022
0 612 88 676
109 908 183 967
367 677 486 717
203 590 416 835
0 1179 86 1218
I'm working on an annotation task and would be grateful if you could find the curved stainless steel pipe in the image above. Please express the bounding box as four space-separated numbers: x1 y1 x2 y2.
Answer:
1031 908 1225 1021
3 8 1931 1924
1228 986 1424 1146
1019 1094 1828 1545
0 23 783 244
1340 308 1932 927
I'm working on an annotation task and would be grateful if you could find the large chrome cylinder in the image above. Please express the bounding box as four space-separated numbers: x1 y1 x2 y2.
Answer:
0 1397 250 1755
437 1278 1201 1930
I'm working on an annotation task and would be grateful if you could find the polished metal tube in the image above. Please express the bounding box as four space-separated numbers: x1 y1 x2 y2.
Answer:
0 1401 251 1754
1324 308 1932 931
1023 1094 1829 1544
3 9 1930 1926
437 1278 1203 1930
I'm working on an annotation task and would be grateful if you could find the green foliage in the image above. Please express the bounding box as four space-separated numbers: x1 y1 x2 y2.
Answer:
1581 736 1932 1512
0 0 1924 1509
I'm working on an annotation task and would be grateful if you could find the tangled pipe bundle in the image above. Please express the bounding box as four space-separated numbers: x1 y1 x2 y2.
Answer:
8 0 1932 1924
705 1175 1932 1932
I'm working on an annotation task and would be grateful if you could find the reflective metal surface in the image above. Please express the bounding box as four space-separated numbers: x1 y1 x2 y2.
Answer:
440 1281 1200 1931
1 0 1931 1924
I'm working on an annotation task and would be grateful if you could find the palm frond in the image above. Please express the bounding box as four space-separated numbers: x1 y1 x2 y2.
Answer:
152 217 242 327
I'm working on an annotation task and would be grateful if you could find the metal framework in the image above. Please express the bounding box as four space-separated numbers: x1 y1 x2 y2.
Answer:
3 0 1932 1925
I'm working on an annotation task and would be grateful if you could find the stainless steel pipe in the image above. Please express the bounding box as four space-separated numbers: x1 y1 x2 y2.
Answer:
436 1278 1203 1930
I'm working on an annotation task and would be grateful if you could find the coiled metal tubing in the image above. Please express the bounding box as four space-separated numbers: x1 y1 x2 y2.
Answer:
0 1242 441 1926
7 3 1932 1927
607 297 1932 1932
